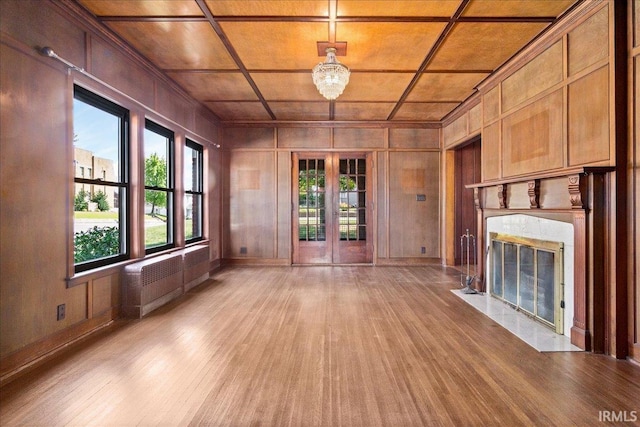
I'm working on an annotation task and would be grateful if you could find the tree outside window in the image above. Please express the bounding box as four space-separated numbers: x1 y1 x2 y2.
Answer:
144 120 174 252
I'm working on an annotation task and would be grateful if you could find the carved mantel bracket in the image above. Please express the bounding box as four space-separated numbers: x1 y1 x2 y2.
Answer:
568 174 587 209
527 179 540 209
473 187 481 210
497 184 507 209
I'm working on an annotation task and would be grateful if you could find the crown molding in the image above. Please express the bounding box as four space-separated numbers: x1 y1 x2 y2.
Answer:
48 0 221 125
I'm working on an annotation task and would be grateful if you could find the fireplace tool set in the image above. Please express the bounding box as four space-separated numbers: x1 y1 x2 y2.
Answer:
460 229 478 294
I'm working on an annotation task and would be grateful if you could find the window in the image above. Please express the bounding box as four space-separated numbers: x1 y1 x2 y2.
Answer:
144 120 174 253
184 139 204 243
73 86 129 272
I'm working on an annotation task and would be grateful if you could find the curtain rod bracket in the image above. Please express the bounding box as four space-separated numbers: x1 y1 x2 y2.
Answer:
38 46 85 73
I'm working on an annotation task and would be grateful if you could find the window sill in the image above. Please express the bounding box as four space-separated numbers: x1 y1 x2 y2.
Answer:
67 259 135 288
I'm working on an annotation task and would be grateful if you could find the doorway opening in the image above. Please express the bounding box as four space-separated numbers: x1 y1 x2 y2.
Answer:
454 137 481 265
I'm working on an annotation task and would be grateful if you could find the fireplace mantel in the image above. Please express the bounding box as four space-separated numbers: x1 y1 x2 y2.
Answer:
466 167 612 352
465 166 614 189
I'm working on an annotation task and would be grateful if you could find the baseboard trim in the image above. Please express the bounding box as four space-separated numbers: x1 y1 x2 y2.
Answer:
222 258 291 266
0 310 116 388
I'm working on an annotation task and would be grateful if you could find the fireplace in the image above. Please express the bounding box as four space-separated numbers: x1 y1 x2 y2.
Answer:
489 232 564 334
486 215 574 338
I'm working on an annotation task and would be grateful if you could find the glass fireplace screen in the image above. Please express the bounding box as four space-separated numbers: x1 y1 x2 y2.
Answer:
489 233 564 334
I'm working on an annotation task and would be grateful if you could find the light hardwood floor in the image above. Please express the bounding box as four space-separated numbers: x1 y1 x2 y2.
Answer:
1 266 639 426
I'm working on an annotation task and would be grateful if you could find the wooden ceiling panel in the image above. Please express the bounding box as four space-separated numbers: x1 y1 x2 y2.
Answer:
205 0 328 17
393 103 460 121
334 103 395 121
269 102 330 121
462 0 576 17
106 21 238 70
78 0 203 16
337 23 447 71
406 73 489 102
220 22 328 70
74 0 581 123
337 1 462 17
251 73 321 101
167 72 258 101
205 102 272 121
428 22 549 71
338 73 414 102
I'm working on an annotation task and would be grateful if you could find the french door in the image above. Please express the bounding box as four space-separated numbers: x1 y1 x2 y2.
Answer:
293 152 372 264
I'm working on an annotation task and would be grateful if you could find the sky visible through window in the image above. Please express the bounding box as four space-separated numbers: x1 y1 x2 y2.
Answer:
75 99 191 184
143 127 168 162
73 98 119 176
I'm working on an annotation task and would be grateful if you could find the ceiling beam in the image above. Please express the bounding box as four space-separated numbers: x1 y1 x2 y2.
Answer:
195 0 276 120
98 16 556 24
328 0 337 43
386 0 472 121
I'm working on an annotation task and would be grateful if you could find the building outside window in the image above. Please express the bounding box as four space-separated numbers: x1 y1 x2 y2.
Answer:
185 139 203 243
72 86 129 272
144 120 174 253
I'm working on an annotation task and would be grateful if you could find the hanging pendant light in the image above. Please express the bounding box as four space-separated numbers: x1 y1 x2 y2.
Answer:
312 47 350 100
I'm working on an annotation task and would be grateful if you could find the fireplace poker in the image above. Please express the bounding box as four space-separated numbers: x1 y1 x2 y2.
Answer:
460 229 478 294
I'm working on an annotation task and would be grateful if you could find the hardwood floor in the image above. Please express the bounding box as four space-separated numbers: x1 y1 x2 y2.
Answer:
1 266 639 426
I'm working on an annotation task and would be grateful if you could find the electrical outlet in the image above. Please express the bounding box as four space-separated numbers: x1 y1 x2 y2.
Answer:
240 247 247 255
57 304 65 321
421 246 426 254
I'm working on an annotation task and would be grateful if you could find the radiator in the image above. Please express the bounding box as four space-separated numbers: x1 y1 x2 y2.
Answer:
183 244 210 291
122 252 184 318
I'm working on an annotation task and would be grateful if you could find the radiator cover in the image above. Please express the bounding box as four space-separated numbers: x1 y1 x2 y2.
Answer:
122 252 184 318
183 245 210 291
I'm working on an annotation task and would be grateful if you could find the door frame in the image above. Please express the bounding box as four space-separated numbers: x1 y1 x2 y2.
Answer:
292 151 374 265
444 136 481 267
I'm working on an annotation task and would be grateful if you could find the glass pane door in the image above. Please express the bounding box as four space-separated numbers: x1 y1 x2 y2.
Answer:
298 158 326 242
338 158 366 242
293 152 372 264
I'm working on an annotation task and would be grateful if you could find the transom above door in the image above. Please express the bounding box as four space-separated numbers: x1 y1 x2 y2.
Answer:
293 152 373 264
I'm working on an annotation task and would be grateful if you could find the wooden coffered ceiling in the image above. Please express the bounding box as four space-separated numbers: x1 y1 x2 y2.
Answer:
75 0 580 124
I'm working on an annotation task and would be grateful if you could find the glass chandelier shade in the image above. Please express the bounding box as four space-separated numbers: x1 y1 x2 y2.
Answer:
312 47 350 100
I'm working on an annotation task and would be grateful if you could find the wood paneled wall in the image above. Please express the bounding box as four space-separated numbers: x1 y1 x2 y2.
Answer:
0 0 220 380
222 126 441 264
477 3 614 182
442 101 481 148
630 0 640 364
